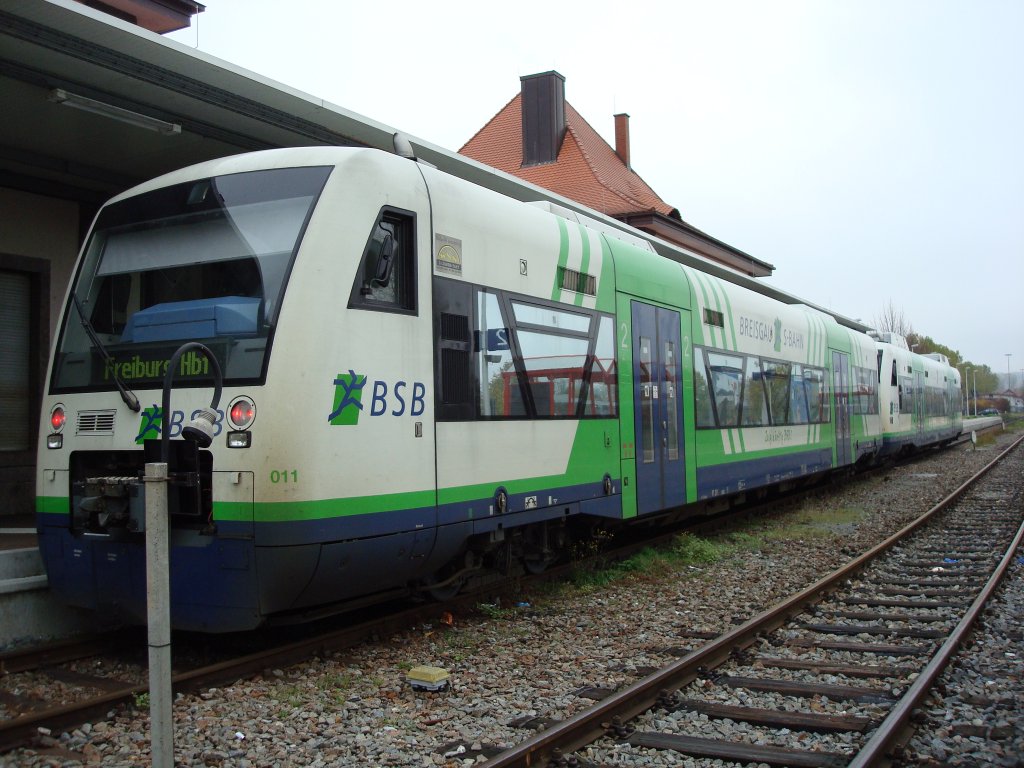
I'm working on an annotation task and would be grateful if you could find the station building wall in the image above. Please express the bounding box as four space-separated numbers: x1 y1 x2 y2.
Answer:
0 186 81 515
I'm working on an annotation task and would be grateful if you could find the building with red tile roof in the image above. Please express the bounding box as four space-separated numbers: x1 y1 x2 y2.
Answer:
461 72 773 277
73 0 203 33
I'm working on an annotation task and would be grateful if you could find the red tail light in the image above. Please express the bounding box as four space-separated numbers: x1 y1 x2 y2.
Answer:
228 397 256 429
50 405 66 432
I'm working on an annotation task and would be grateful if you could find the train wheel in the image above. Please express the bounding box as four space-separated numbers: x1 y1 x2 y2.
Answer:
424 558 472 601
427 578 464 601
524 558 547 575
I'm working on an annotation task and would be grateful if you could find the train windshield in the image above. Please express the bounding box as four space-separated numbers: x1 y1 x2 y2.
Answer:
51 165 332 392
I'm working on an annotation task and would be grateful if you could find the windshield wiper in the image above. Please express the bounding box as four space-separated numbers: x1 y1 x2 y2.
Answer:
71 293 141 412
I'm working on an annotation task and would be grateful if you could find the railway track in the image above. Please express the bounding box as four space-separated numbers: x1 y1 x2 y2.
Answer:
483 433 1024 767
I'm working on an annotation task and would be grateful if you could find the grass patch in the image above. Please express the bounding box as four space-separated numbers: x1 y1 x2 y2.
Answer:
316 672 352 692
671 532 729 564
571 533 728 590
1002 414 1023 433
759 505 865 542
476 601 515 620
720 529 768 552
272 683 305 710
562 505 867 597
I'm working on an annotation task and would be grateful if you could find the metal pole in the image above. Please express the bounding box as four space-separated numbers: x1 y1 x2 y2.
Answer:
145 461 173 768
965 367 970 416
973 370 977 416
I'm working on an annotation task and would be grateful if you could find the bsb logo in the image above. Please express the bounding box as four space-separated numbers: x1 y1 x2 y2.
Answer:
135 405 225 444
329 370 426 426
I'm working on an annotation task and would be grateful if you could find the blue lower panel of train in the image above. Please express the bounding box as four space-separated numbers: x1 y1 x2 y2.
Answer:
36 515 261 632
878 426 959 457
695 448 833 500
35 476 617 632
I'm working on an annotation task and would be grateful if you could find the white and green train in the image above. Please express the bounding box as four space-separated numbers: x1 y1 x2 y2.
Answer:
36 146 962 631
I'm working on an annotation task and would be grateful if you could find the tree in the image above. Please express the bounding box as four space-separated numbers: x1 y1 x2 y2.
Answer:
904 333 963 367
873 299 915 338
872 302 999 396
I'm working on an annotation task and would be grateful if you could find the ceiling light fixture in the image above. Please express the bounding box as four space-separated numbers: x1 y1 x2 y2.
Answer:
49 88 182 135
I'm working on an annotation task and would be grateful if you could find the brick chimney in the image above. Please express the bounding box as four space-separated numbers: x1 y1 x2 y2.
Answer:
521 71 566 166
614 113 630 168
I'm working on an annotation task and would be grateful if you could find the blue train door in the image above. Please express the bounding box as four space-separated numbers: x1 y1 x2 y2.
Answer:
832 350 852 466
632 301 685 514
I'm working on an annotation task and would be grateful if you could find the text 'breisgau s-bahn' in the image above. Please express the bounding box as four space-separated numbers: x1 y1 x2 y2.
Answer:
36 146 963 632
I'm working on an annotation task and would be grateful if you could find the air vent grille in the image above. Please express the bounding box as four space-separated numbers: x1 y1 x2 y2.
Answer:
440 312 469 342
441 349 471 405
703 308 725 328
76 410 116 435
560 268 596 296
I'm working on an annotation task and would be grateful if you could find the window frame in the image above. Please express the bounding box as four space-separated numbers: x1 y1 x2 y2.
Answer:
347 205 418 315
433 277 617 421
694 344 831 429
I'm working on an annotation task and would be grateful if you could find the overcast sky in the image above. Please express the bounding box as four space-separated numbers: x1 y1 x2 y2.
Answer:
168 1 1022 381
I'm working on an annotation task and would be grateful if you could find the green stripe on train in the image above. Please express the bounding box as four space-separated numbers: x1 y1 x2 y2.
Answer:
36 496 69 515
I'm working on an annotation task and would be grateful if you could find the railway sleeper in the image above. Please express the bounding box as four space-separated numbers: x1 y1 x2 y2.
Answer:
798 621 946 638
715 674 896 704
626 731 849 768
668 697 873 733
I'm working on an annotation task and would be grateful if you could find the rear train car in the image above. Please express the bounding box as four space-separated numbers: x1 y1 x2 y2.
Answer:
36 146 885 631
874 332 962 456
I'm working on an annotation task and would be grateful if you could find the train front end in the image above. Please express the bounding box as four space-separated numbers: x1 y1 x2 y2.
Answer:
36 156 333 632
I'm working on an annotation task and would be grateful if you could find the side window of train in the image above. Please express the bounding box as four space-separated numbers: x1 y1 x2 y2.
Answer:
692 348 717 427
803 366 828 423
433 279 616 421
705 350 744 428
852 366 878 415
740 356 769 427
511 300 592 418
348 207 416 314
584 316 618 417
477 290 526 417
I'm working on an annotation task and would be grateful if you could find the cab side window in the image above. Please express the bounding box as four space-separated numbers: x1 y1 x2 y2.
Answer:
348 207 416 314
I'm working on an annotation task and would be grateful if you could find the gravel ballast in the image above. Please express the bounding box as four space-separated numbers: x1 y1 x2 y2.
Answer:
3 430 1020 767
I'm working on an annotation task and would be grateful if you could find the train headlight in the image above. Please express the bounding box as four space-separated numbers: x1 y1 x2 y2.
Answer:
228 396 256 429
226 431 252 449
